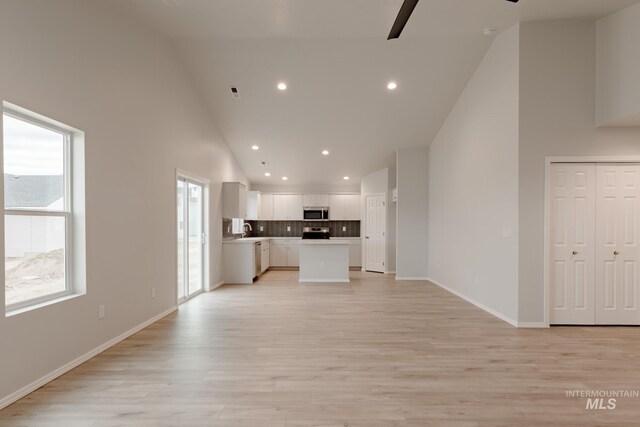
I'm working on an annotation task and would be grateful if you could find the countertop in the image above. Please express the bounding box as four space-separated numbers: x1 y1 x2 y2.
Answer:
223 237 360 244
222 237 272 244
298 240 350 245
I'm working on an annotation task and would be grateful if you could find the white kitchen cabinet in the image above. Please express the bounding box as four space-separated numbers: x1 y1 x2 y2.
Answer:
273 194 303 220
273 195 289 220
303 193 330 207
286 243 299 266
260 193 274 220
289 194 303 220
270 240 299 267
345 194 361 220
329 194 345 220
349 240 362 267
330 194 361 220
246 191 261 220
222 182 247 219
270 241 287 266
222 241 255 284
261 240 270 273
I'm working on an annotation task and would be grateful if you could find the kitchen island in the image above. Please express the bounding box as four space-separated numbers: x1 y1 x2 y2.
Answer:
298 240 350 283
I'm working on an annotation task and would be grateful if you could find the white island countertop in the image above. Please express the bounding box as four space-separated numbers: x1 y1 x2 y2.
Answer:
222 237 271 244
299 240 349 245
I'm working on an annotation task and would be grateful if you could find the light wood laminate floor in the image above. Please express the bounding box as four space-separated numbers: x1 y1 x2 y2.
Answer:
1 271 640 426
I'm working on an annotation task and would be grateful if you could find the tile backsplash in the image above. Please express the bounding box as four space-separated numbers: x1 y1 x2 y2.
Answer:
224 219 360 239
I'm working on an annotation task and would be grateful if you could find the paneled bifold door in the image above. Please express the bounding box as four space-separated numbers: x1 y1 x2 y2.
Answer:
550 163 640 325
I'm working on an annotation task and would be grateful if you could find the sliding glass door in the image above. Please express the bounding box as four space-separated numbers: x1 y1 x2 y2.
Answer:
177 177 205 304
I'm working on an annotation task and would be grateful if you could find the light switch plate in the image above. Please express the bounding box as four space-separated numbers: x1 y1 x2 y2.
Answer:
342 226 346 232
287 226 291 232
260 226 264 232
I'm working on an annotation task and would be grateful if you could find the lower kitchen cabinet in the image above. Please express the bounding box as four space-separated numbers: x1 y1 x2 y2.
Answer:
349 240 362 267
261 240 270 273
222 242 257 284
270 240 300 267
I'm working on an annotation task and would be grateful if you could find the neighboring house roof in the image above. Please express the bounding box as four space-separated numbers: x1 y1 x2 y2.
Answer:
4 174 64 208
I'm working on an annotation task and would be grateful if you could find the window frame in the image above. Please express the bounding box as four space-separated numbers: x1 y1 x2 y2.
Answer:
3 107 74 312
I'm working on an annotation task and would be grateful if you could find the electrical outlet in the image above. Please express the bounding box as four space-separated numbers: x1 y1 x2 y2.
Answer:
342 226 346 232
260 226 264 232
99 305 105 319
287 226 291 232
151 286 156 298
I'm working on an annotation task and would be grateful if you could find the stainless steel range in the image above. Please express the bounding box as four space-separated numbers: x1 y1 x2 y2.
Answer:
301 226 330 239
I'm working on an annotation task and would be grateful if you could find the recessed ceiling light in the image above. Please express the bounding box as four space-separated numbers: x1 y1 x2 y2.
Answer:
277 82 287 91
343 176 350 180
264 172 271 177
282 176 288 181
251 145 260 150
322 150 330 156
387 81 398 90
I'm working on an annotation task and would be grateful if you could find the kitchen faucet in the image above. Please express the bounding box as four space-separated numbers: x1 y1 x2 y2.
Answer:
242 222 252 238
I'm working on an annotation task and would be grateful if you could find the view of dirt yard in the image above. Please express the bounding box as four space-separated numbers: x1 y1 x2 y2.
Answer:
6 237 200 306
4 249 65 306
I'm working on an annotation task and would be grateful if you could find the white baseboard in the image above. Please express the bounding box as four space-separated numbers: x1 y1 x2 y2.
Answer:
517 322 549 328
209 280 224 291
299 279 350 283
0 306 177 411
427 277 518 327
385 271 396 275
395 277 430 281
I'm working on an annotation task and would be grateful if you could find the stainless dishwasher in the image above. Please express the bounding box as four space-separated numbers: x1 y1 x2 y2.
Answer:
254 241 262 277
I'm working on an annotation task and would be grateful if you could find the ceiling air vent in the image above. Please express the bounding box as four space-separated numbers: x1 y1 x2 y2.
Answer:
230 86 240 99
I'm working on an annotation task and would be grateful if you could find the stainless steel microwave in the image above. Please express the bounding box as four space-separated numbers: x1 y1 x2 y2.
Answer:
303 207 329 221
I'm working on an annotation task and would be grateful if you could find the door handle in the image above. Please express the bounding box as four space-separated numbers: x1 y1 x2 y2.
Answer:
572 251 578 255
614 251 619 256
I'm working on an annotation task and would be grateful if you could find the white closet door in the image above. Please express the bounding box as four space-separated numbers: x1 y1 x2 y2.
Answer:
365 195 386 272
595 164 640 325
550 163 596 324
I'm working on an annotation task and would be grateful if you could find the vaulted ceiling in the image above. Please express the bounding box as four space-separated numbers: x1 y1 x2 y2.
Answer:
116 0 639 187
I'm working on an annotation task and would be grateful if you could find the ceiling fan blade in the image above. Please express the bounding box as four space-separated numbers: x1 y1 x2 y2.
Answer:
387 0 518 40
387 0 420 40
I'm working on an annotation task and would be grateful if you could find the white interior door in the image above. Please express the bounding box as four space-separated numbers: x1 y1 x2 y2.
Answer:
177 177 206 304
365 195 386 273
595 164 640 325
550 163 596 324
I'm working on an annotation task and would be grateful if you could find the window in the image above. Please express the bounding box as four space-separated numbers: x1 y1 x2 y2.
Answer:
3 108 73 311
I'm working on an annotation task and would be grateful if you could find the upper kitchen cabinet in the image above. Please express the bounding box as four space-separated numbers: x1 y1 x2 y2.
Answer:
273 194 303 220
222 182 247 219
246 191 261 220
346 194 361 220
330 194 361 220
302 193 330 207
260 193 274 220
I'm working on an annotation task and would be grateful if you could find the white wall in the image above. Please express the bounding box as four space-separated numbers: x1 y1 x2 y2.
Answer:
387 165 397 273
396 147 428 279
251 184 361 193
518 21 640 323
428 25 520 323
596 3 640 126
361 167 396 272
0 0 247 403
